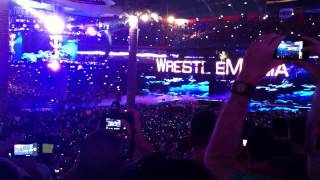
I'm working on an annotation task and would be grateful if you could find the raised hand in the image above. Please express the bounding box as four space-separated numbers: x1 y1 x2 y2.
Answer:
238 34 285 85
294 37 320 82
303 37 320 56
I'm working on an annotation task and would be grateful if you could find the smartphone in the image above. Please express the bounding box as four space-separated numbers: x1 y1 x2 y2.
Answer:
242 139 248 147
274 39 308 60
105 118 121 130
14 143 39 157
42 144 54 154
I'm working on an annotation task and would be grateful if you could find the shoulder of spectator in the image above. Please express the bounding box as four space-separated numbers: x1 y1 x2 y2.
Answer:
205 155 247 180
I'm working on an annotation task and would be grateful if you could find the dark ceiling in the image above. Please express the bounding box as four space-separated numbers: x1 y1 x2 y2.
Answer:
114 0 320 18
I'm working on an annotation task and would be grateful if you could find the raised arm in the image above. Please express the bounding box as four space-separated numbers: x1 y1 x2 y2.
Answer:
126 109 154 159
296 37 320 180
306 85 320 180
293 37 320 153
204 34 284 179
306 85 320 152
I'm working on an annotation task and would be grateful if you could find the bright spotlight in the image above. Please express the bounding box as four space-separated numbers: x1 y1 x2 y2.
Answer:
175 19 189 26
47 60 61 72
150 13 159 22
128 15 139 28
44 15 65 34
66 24 73 30
167 16 175 24
86 27 97 36
140 14 150 22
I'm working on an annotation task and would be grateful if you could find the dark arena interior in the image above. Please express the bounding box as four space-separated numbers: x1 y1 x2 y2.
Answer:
0 0 320 179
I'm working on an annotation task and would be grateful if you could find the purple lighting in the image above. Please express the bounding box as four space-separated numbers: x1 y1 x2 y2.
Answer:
47 60 61 72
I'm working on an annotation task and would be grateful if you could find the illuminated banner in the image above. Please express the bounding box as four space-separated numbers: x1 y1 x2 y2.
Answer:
156 58 210 74
156 58 289 77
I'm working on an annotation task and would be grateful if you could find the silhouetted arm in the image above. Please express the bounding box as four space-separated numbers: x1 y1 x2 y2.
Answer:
205 94 249 179
295 37 320 153
291 37 320 180
127 109 154 159
306 85 320 153
305 85 320 180
204 34 284 180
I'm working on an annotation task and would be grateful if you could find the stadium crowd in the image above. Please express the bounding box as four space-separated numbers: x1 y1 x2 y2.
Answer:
1 3 320 180
0 99 313 180
1 31 320 180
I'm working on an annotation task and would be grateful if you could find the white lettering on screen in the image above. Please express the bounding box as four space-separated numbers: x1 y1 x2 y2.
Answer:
156 58 289 77
266 64 289 77
215 61 226 75
156 58 211 75
182 61 192 74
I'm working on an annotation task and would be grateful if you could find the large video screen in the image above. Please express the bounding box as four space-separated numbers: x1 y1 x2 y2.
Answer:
138 50 317 110
9 31 110 63
140 75 210 98
250 64 315 112
138 56 213 98
10 32 78 62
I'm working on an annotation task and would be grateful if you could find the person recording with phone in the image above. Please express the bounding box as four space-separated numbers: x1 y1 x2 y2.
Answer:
204 34 320 180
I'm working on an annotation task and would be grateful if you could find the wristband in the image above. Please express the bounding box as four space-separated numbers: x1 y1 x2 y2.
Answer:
231 80 256 98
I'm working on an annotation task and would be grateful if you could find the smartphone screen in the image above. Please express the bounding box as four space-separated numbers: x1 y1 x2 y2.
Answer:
14 143 38 157
106 118 121 130
42 144 54 154
275 40 304 60
242 139 248 147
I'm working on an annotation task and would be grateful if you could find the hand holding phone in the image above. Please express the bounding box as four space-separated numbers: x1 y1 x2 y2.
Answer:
290 37 320 81
105 118 122 130
274 39 309 60
14 143 39 157
302 37 320 57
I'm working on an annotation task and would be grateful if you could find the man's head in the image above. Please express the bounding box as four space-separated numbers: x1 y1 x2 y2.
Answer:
288 117 305 146
272 118 289 139
79 130 123 179
247 127 274 162
190 111 217 148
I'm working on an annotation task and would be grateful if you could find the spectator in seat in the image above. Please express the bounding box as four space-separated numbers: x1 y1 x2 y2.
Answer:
271 118 292 157
64 130 124 180
119 153 215 180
